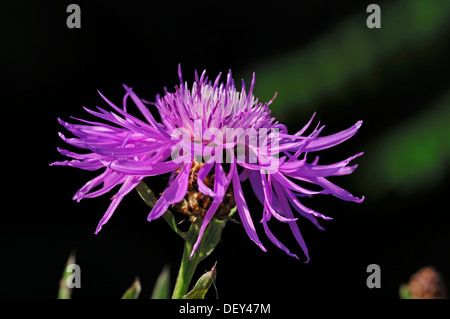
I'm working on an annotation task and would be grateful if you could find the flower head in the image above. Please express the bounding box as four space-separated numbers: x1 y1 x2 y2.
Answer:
52 65 364 262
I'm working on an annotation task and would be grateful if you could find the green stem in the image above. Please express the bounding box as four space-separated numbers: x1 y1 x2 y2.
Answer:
171 209 235 299
171 239 200 299
135 180 226 299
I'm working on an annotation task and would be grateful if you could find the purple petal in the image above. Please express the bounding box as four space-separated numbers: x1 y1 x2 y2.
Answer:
196 159 215 197
239 168 249 182
293 112 316 136
189 199 221 260
190 163 234 259
71 169 113 202
57 118 124 140
284 187 332 222
79 171 126 200
281 152 364 176
125 86 172 138
178 63 184 85
246 72 256 103
95 91 168 139
212 163 231 200
50 157 104 171
273 180 310 262
248 168 267 205
261 212 299 259
95 177 141 234
56 147 100 160
305 121 363 152
231 163 267 252
260 172 297 223
147 161 192 221
272 172 322 195
305 176 365 203
88 143 167 158
248 169 282 211
107 156 184 176
74 169 125 201
277 125 324 152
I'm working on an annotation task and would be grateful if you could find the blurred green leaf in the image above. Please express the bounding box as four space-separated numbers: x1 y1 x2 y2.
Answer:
362 91 450 196
151 264 171 299
241 0 450 121
399 284 412 299
121 277 142 299
183 263 217 299
57 250 76 299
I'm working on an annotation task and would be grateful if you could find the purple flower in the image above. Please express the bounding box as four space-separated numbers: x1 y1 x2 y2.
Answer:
52 65 364 262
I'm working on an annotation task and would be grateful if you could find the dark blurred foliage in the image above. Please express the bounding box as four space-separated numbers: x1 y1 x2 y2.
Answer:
1 0 449 299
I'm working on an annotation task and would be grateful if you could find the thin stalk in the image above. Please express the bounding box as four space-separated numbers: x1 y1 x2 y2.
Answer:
171 239 200 299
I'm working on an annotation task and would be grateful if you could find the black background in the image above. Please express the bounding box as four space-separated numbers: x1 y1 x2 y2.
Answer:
2 0 449 301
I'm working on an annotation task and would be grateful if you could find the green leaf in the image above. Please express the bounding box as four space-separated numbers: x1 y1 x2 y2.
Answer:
162 210 187 240
183 263 217 299
121 277 142 299
135 180 186 239
186 207 235 273
135 179 158 208
151 264 171 299
399 284 412 299
171 207 235 299
187 206 237 263
242 0 450 121
57 250 76 299
360 92 450 197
